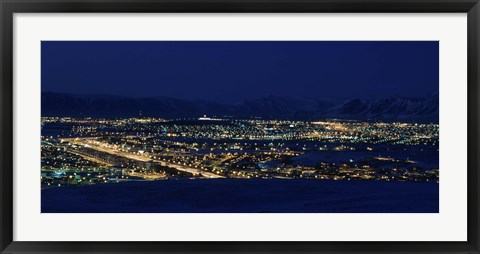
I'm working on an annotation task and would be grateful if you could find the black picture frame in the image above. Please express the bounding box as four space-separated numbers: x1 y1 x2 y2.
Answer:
1 0 479 253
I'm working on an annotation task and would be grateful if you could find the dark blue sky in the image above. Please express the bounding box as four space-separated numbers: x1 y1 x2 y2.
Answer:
42 41 438 104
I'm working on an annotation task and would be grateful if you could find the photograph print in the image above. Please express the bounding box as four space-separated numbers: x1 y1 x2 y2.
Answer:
40 41 439 213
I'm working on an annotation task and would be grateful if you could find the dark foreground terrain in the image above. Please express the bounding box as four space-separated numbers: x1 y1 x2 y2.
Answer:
42 179 439 213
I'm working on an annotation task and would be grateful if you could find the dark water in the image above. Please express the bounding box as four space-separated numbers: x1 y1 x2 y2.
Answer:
41 123 74 137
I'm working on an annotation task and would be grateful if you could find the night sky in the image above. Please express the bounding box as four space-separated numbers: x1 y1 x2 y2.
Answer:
41 41 438 104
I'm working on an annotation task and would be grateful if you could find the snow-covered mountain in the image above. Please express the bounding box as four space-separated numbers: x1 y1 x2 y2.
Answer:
238 94 340 119
323 96 438 123
42 92 438 123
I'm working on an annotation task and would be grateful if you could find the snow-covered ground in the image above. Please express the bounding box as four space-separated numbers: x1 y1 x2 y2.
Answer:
42 179 438 213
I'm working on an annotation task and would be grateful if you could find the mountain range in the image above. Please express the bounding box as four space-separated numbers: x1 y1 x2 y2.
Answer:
41 92 438 123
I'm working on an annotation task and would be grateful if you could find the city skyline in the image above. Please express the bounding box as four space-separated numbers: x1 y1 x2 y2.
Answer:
41 41 440 213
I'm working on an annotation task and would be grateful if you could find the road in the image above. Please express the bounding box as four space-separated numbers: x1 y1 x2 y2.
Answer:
63 138 224 179
65 148 113 166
